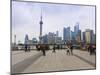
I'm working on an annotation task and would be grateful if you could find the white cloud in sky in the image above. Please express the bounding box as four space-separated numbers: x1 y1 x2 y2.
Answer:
12 1 95 43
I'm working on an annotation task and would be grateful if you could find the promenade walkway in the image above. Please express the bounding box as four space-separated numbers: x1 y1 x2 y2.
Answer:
73 49 95 67
11 49 96 74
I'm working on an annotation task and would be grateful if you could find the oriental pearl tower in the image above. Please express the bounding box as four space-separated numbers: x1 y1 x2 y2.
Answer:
39 9 43 44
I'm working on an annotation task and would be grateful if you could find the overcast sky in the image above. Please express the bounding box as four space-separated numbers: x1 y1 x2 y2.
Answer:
12 1 95 43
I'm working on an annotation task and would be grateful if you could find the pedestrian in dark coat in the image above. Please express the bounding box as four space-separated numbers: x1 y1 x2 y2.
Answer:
25 44 27 52
66 46 70 55
52 44 56 53
70 45 73 55
41 44 46 56
90 45 93 55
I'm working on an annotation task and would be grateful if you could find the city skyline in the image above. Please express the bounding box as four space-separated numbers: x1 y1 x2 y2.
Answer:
12 1 96 43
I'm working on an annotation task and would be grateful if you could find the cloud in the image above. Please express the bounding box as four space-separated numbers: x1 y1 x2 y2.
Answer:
12 1 95 43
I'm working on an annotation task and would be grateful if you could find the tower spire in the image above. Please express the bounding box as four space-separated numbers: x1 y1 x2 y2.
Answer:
39 8 43 44
41 8 42 21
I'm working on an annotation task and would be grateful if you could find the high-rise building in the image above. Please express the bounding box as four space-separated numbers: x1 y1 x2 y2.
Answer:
55 36 62 44
63 27 67 41
24 34 29 44
71 31 75 44
85 29 93 44
90 30 96 44
91 30 94 44
76 30 81 42
91 34 96 44
63 27 71 43
74 22 79 33
74 23 80 43
56 31 59 37
42 34 48 44
66 27 70 41
42 32 62 44
82 31 86 43
47 32 56 44
32 38 38 44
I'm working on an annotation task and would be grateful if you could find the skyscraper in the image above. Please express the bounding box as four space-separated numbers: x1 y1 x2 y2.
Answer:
56 31 59 37
85 29 93 44
74 22 79 33
71 31 75 43
47 32 56 44
66 27 71 41
77 30 81 42
42 34 48 44
63 27 67 42
74 22 80 43
82 31 86 43
32 37 38 44
24 34 29 44
91 34 96 44
63 27 70 43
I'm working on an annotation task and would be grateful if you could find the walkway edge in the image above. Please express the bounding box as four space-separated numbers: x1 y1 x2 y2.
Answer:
74 54 96 67
11 52 43 74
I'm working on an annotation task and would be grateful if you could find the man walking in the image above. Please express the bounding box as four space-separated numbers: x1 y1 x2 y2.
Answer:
66 46 70 55
52 44 56 53
25 44 27 52
41 44 46 56
70 44 73 55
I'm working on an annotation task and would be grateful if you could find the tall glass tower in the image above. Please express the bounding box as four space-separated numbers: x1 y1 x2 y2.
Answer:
74 22 79 41
24 34 29 44
74 22 79 33
63 27 70 43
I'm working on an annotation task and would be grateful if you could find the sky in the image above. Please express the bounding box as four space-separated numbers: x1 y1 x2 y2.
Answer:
12 1 96 44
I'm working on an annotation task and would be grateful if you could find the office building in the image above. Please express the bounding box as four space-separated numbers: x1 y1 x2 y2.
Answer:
24 34 29 44
85 29 93 44
63 27 71 43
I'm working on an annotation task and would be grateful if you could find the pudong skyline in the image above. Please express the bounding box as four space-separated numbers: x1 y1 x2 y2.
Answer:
11 1 96 74
12 1 96 43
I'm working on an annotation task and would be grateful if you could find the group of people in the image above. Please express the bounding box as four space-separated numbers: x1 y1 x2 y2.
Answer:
66 44 73 55
24 44 74 56
36 44 47 56
87 44 96 55
24 43 96 56
52 44 74 56
52 44 74 55
52 44 56 53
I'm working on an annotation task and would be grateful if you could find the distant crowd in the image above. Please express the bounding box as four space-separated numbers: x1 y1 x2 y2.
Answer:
24 43 96 56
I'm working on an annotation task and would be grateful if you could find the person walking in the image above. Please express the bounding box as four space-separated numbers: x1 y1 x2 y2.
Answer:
25 44 27 52
70 45 73 55
66 46 70 55
41 44 46 56
52 44 56 53
92 45 96 54
90 44 93 55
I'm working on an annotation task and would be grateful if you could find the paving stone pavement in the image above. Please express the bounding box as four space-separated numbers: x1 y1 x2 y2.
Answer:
21 50 95 73
73 49 96 67
12 50 41 66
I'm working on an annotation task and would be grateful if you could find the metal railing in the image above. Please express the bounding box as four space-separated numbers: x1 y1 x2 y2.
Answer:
11 44 90 51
